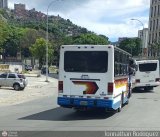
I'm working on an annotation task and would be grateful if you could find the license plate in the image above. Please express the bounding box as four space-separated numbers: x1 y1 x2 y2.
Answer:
149 80 154 82
80 101 88 106
146 84 150 86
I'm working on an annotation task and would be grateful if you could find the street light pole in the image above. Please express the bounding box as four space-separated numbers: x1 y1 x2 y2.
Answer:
46 0 59 82
131 19 144 30
131 18 144 58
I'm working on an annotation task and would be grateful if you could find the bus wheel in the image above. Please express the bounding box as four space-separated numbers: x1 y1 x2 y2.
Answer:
117 103 122 112
126 99 129 105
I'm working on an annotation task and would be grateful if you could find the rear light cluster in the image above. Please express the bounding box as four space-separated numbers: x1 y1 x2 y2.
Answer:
136 79 140 83
58 81 63 93
156 78 160 82
108 82 113 95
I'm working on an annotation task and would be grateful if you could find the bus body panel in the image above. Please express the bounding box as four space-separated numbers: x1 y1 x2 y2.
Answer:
58 45 130 111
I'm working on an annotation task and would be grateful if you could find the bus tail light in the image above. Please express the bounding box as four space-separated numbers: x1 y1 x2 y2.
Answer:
136 79 140 83
155 78 160 82
58 81 63 93
108 83 113 95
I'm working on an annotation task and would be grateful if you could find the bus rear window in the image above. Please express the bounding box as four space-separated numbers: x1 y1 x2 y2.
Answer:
64 51 108 73
139 63 157 72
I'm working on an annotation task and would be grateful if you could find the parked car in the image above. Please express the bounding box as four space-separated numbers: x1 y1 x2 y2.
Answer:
25 65 32 71
41 67 49 74
0 73 28 90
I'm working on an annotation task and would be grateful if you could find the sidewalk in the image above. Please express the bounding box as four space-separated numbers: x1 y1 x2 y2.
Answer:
23 70 41 77
0 75 58 107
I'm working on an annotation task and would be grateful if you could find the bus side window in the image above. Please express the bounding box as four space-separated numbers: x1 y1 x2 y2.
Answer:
122 64 125 75
119 64 122 75
125 64 128 75
117 63 120 76
114 63 116 76
114 62 118 76
124 54 127 64
121 53 125 75
114 50 120 76
117 51 120 62
121 64 124 75
115 50 119 62
114 49 131 77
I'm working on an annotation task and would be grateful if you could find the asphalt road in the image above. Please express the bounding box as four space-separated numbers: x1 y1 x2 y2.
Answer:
0 77 160 136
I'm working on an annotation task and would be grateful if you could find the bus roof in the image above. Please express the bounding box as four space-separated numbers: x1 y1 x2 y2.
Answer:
61 45 112 48
135 60 159 64
114 46 131 56
61 45 131 56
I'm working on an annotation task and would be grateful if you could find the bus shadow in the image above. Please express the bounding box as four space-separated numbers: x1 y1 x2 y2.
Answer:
0 87 15 91
132 88 154 94
19 107 114 121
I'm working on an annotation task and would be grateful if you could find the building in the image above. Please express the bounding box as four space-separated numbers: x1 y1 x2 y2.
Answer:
14 4 27 19
0 0 8 9
118 37 137 43
13 3 46 20
148 0 160 57
118 37 128 43
14 3 26 11
138 28 149 57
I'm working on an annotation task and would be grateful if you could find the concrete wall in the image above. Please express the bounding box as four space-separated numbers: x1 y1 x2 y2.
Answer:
9 65 22 73
0 64 9 72
0 64 22 73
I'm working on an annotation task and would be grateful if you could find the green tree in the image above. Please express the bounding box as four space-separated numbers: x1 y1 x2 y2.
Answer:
0 21 23 59
29 38 54 68
63 36 73 45
119 38 141 56
0 8 112 63
73 33 110 45
3 26 22 58
19 28 38 58
0 9 11 19
0 15 9 49
150 39 160 58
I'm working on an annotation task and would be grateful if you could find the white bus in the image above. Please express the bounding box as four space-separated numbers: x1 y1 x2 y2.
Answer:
132 60 160 91
58 45 132 112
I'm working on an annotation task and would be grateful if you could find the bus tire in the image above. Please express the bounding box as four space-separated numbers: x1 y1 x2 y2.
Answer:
117 103 122 112
132 87 138 92
126 99 129 105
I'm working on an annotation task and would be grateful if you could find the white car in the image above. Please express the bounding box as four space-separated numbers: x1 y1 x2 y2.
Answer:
0 73 28 90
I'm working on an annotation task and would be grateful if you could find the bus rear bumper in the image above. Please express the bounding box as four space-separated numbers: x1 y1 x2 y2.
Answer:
57 97 121 110
133 82 160 88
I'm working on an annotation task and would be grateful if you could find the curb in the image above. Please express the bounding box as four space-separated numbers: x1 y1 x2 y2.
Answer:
24 74 41 77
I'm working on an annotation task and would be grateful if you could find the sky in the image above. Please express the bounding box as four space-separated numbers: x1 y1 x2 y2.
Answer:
8 0 150 42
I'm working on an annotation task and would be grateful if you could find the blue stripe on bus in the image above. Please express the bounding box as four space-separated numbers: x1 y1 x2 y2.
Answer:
57 97 123 110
